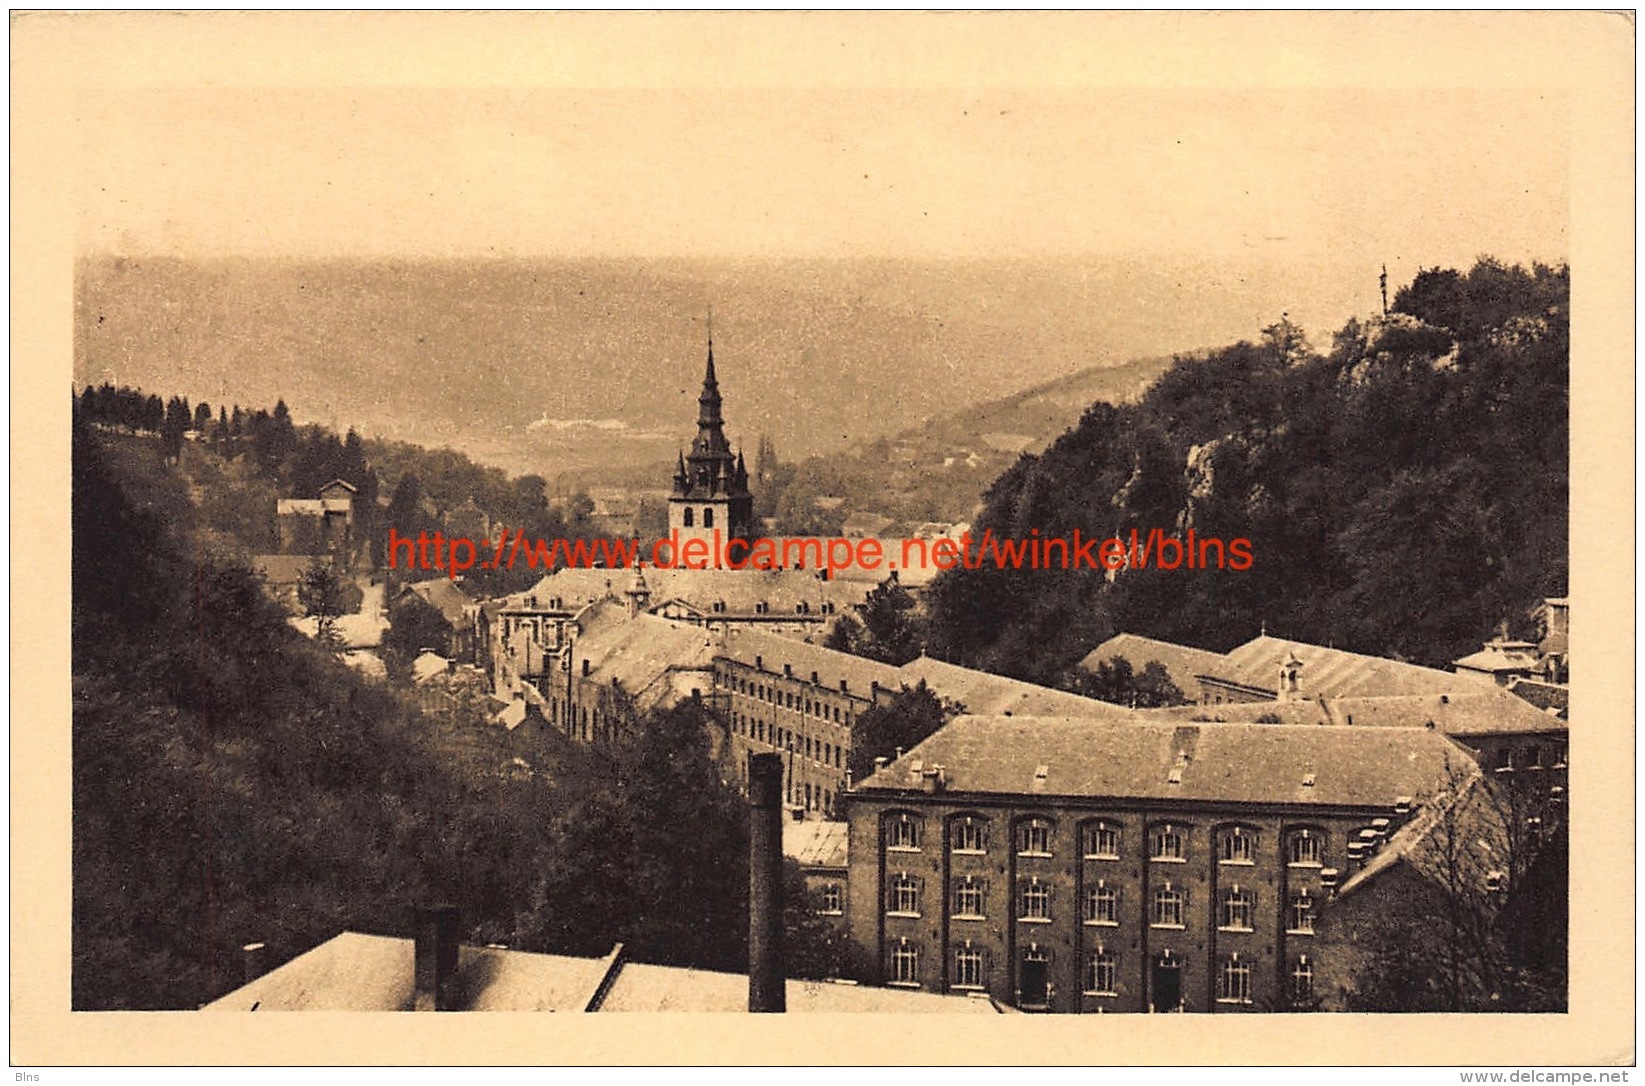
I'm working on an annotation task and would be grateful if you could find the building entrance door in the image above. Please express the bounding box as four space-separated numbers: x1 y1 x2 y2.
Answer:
1151 954 1182 1012
1019 949 1051 1010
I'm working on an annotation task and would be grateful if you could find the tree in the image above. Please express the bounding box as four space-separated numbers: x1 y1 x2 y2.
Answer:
1065 656 1187 708
297 558 351 647
1342 758 1565 1012
846 681 954 783
829 578 925 665
783 860 849 981
381 593 453 682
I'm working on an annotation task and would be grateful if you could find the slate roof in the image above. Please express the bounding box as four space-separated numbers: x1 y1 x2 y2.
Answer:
573 613 718 707
201 933 998 1013
1206 635 1475 699
718 627 905 698
518 566 869 616
856 715 1466 810
1137 687 1567 738
896 656 1133 720
1323 690 1566 737
783 820 849 869
1452 641 1542 674
1507 679 1569 717
399 578 474 627
1333 766 1508 903
1079 633 1232 697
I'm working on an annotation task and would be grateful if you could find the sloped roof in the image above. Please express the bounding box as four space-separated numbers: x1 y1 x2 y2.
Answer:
1206 635 1474 699
201 934 624 1012
515 566 869 616
718 627 905 698
896 656 1133 720
1333 766 1506 903
599 963 995 1013
1323 690 1566 737
1136 687 1566 738
1508 679 1569 717
1137 700 1333 727
412 651 450 684
783 820 849 869
573 614 718 706
856 715 1465 810
400 578 474 627
251 554 315 586
201 933 998 1013
1079 633 1232 697
1452 642 1542 674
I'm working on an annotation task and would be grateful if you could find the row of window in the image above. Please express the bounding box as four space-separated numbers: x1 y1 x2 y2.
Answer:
727 675 855 727
889 941 1316 1003
732 713 847 769
887 874 1316 933
888 814 1324 867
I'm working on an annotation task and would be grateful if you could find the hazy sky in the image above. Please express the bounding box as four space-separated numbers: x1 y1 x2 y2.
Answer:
77 84 1568 276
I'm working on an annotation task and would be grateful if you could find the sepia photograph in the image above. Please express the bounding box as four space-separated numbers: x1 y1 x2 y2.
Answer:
13 9 1634 1070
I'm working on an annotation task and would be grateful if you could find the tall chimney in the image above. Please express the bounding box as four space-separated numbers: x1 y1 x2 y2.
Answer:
414 904 461 1011
747 752 786 1013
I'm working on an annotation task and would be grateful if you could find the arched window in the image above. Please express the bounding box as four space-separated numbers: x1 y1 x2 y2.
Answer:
1217 955 1252 1004
1219 886 1254 931
888 939 920 987
1291 955 1314 1002
1288 828 1323 867
704 508 714 528
1083 882 1119 925
887 873 922 916
1151 823 1186 862
885 813 922 852
1083 820 1122 860
1220 826 1256 864
1018 877 1052 921
951 815 988 855
951 875 987 919
952 943 987 990
1152 883 1185 928
1288 890 1315 934
683 508 695 528
1086 948 1118 996
1017 819 1054 857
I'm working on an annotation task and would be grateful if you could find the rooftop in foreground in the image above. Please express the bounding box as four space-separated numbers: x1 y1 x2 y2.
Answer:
202 932 1000 1013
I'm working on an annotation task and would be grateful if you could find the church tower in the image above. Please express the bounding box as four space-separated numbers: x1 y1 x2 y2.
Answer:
668 329 754 557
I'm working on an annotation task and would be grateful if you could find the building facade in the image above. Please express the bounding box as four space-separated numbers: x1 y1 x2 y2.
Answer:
843 715 1472 1013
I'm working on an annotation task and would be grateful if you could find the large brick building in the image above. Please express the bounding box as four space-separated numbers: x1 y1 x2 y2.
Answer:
713 630 1132 819
842 714 1473 1013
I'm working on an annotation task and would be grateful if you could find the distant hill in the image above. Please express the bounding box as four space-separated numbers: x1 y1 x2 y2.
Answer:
75 253 1375 484
755 353 1180 531
924 258 1570 682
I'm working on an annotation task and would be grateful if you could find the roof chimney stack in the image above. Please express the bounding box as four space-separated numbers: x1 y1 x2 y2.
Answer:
747 753 786 1013
414 903 461 1011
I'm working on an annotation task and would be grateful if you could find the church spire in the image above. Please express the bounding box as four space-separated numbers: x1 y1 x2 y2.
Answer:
691 325 729 459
